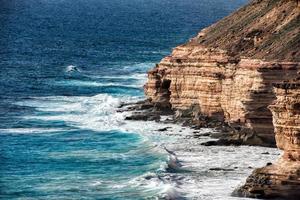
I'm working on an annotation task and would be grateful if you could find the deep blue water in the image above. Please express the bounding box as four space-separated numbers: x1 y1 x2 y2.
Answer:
0 0 248 199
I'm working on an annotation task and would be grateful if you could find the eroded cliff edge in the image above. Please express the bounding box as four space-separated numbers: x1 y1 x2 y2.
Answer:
236 80 300 199
144 0 300 146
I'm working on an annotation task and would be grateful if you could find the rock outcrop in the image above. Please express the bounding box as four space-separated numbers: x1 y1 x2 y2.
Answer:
144 0 300 146
141 0 300 198
142 0 300 198
236 80 300 199
145 46 299 146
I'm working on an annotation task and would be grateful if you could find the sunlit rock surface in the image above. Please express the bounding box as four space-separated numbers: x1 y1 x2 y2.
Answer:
144 0 300 146
236 80 300 199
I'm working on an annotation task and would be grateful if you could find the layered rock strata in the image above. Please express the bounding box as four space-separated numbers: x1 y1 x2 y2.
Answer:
144 0 300 146
142 0 300 198
145 45 299 146
236 80 300 199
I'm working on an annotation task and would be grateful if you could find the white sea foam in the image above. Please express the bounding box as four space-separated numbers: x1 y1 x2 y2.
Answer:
121 62 154 71
129 172 179 197
86 73 148 88
99 73 147 80
15 93 281 199
160 184 182 200
137 50 170 55
20 94 175 136
54 80 142 89
148 123 281 200
166 154 182 172
65 65 81 73
89 181 102 187
102 62 153 86
0 128 66 134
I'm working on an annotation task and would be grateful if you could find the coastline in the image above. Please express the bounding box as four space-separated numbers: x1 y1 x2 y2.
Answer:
118 101 280 199
1 0 299 199
122 0 300 198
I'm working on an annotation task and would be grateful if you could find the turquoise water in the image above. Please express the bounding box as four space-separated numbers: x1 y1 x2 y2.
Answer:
0 0 248 199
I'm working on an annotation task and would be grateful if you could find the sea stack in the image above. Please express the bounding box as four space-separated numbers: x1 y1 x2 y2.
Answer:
236 79 300 199
144 0 300 146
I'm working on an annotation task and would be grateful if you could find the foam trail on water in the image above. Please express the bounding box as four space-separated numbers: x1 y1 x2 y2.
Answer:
18 94 174 135
54 80 142 89
13 93 282 199
128 171 184 200
65 65 81 73
95 73 147 80
0 128 67 134
166 154 182 172
160 184 184 200
13 93 191 198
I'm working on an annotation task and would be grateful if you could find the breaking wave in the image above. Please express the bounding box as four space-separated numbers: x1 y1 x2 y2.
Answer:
65 65 81 73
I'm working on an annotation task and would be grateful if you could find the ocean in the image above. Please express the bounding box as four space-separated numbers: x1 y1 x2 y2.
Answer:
0 0 280 199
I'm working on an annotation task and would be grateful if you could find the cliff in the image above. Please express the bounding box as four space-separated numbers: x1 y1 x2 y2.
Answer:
136 0 300 198
236 80 300 199
144 0 300 146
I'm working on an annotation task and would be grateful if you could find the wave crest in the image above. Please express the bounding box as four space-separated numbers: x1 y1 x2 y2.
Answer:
65 65 81 73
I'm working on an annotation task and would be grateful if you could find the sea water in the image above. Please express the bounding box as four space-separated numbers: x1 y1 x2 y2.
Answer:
0 0 280 199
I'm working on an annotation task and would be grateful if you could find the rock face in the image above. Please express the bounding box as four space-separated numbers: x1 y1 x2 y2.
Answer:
144 0 300 146
236 80 300 199
145 46 299 145
143 0 300 198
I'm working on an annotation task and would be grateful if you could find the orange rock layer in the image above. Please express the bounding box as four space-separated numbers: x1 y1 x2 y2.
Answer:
144 0 300 146
236 81 300 199
143 0 300 198
144 45 300 145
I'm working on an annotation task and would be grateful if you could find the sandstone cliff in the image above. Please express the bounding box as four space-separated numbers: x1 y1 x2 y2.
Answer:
236 80 300 199
144 0 300 146
141 0 300 198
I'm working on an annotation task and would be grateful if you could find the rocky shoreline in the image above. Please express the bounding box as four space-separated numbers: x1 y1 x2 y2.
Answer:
119 98 278 148
235 79 300 199
118 80 300 199
120 0 300 199
119 80 300 199
116 100 281 199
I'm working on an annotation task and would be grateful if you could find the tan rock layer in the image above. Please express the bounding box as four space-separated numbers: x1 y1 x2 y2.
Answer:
236 81 300 199
144 45 300 145
143 0 300 198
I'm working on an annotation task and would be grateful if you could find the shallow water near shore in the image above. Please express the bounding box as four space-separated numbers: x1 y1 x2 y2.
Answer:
0 0 280 199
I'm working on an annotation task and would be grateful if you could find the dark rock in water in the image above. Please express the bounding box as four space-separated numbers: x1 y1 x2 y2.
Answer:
201 140 217 146
193 132 211 138
121 99 174 122
157 127 170 132
233 164 300 200
266 162 272 166
201 139 242 146
209 167 235 171
125 113 161 121
191 125 201 130
200 127 276 147
125 115 147 121
139 103 153 110
209 132 228 139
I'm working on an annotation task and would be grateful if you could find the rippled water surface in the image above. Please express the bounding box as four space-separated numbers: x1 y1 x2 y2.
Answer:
0 0 280 199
